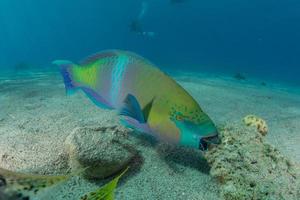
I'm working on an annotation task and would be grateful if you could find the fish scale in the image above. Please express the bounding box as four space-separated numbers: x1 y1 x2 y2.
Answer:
110 55 129 106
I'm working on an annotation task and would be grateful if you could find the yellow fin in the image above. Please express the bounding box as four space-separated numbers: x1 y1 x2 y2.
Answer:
0 167 78 195
80 167 129 200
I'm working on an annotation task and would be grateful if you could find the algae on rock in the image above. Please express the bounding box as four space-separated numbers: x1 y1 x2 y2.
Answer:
205 124 300 200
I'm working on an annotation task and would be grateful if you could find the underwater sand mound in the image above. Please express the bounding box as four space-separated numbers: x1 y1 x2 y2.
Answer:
205 124 300 200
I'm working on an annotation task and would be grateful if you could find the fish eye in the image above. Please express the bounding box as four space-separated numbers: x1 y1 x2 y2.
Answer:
176 115 184 121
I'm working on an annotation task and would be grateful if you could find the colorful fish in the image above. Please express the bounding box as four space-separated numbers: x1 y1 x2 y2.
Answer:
53 50 220 150
0 167 75 200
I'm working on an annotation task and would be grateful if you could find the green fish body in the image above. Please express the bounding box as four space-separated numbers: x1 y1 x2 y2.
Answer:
53 50 220 150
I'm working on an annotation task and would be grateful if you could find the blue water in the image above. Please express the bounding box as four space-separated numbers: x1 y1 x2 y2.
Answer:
0 0 299 84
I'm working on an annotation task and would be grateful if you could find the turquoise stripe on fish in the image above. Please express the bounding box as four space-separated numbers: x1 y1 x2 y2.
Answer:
54 50 220 152
110 55 129 106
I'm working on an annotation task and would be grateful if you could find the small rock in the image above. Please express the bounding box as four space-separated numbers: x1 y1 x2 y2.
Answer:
65 126 136 179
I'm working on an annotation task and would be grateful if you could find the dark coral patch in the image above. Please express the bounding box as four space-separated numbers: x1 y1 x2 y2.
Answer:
0 175 6 187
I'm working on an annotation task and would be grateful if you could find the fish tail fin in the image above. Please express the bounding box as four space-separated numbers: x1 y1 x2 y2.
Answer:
52 60 79 95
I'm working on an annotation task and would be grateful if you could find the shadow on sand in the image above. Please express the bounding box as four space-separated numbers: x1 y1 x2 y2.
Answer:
90 131 210 189
127 131 211 175
157 144 211 175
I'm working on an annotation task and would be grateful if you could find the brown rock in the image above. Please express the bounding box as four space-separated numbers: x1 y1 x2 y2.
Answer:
65 126 136 179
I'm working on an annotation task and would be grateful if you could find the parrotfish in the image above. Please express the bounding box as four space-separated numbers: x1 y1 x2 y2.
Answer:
53 50 220 150
0 167 75 200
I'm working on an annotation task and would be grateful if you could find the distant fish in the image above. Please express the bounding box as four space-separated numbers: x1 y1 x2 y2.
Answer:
0 167 75 200
53 50 220 151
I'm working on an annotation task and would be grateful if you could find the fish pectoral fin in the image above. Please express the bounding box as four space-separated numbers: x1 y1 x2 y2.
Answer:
119 94 154 135
142 98 155 122
120 116 152 135
81 87 113 109
119 94 146 123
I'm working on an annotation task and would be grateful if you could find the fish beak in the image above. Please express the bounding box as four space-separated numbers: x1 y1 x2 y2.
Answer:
199 134 221 151
199 138 208 151
204 134 221 145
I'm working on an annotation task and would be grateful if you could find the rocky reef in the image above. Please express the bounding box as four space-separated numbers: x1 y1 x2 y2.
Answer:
205 123 300 200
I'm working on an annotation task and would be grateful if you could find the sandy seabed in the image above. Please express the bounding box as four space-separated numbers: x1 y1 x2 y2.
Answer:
0 70 299 200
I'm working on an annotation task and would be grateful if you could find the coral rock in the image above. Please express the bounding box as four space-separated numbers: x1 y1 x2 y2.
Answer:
205 124 300 200
243 115 268 136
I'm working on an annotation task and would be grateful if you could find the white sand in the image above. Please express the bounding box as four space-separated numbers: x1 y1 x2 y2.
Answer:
0 70 299 200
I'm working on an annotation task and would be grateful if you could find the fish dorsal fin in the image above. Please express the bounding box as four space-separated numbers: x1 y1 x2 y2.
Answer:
79 50 119 65
120 94 145 123
80 50 153 66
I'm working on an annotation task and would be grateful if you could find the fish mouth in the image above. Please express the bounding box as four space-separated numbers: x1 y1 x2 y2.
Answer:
199 134 221 151
0 175 6 187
